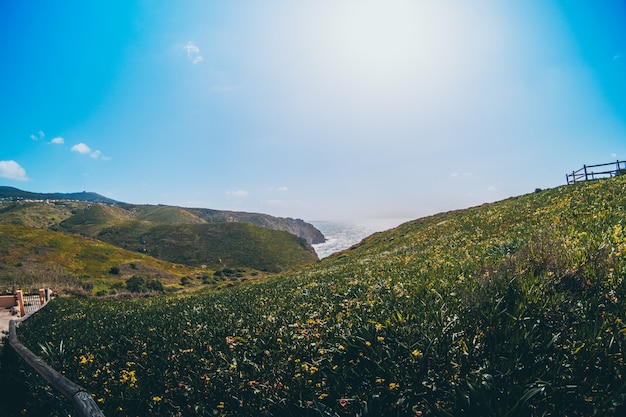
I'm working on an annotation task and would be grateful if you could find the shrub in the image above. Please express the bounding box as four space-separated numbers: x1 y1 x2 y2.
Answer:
147 279 164 292
125 275 147 293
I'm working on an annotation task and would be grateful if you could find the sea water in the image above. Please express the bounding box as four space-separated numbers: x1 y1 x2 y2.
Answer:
311 218 410 259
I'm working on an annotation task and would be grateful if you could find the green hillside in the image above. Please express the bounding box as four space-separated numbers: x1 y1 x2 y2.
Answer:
0 187 325 245
56 203 134 235
0 199 321 274
5 177 626 416
0 201 77 228
96 221 319 271
0 224 203 293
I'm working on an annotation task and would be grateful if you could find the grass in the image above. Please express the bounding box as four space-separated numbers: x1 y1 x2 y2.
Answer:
1 200 321 273
3 177 626 416
96 221 318 271
0 224 205 294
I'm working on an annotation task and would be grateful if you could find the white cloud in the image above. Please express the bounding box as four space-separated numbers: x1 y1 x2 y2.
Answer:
0 160 28 181
71 143 91 154
51 137 64 144
227 190 249 197
71 142 107 159
30 130 45 141
183 41 203 64
487 185 497 192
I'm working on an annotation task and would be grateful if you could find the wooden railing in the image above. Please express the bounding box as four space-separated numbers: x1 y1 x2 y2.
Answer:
566 160 626 184
8 302 105 417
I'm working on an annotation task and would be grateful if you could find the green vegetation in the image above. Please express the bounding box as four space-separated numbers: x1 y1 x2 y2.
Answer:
3 177 626 416
95 221 318 271
0 198 320 291
0 224 203 294
125 276 164 293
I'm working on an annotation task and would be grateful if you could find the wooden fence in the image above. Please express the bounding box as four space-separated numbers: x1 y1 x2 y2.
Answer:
8 296 106 417
566 160 626 184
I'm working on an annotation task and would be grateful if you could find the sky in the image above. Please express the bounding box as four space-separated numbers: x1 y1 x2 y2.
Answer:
1 1 625 222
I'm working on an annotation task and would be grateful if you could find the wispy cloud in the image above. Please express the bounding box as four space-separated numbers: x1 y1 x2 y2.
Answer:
450 172 472 178
0 160 28 181
183 41 203 64
30 130 45 141
71 142 107 159
51 137 64 144
227 190 249 197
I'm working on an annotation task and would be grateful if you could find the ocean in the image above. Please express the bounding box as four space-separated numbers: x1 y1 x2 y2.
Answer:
311 218 411 259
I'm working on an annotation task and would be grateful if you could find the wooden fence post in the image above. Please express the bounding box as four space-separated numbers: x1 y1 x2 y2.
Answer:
9 319 106 417
15 290 25 317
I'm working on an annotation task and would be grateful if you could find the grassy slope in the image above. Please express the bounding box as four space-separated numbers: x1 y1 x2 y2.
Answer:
0 224 201 292
2 201 318 274
96 221 318 271
0 201 76 228
6 178 626 416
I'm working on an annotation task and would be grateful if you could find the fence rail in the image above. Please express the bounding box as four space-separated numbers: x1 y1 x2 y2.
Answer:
566 160 626 184
8 299 106 417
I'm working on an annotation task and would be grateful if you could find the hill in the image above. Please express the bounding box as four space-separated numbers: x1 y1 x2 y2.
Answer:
93 221 318 272
0 186 325 245
7 177 626 415
0 189 323 275
0 185 120 204
0 223 203 294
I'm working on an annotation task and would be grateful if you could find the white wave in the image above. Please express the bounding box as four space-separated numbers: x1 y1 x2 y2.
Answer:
311 218 410 259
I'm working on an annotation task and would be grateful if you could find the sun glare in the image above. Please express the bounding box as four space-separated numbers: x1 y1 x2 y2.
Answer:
318 1 430 86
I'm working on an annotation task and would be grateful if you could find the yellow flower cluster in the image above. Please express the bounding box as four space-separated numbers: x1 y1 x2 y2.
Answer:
119 369 137 387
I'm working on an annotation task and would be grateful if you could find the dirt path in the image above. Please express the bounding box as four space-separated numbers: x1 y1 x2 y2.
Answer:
0 308 17 342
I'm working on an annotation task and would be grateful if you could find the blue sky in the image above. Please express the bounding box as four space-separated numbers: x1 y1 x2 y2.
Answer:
1 1 625 221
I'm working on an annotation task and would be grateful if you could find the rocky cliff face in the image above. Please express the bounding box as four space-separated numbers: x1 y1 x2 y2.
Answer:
186 208 325 245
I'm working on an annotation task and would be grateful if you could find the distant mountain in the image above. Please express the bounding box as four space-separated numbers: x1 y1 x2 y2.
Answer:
0 187 325 245
0 187 324 280
0 186 120 204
